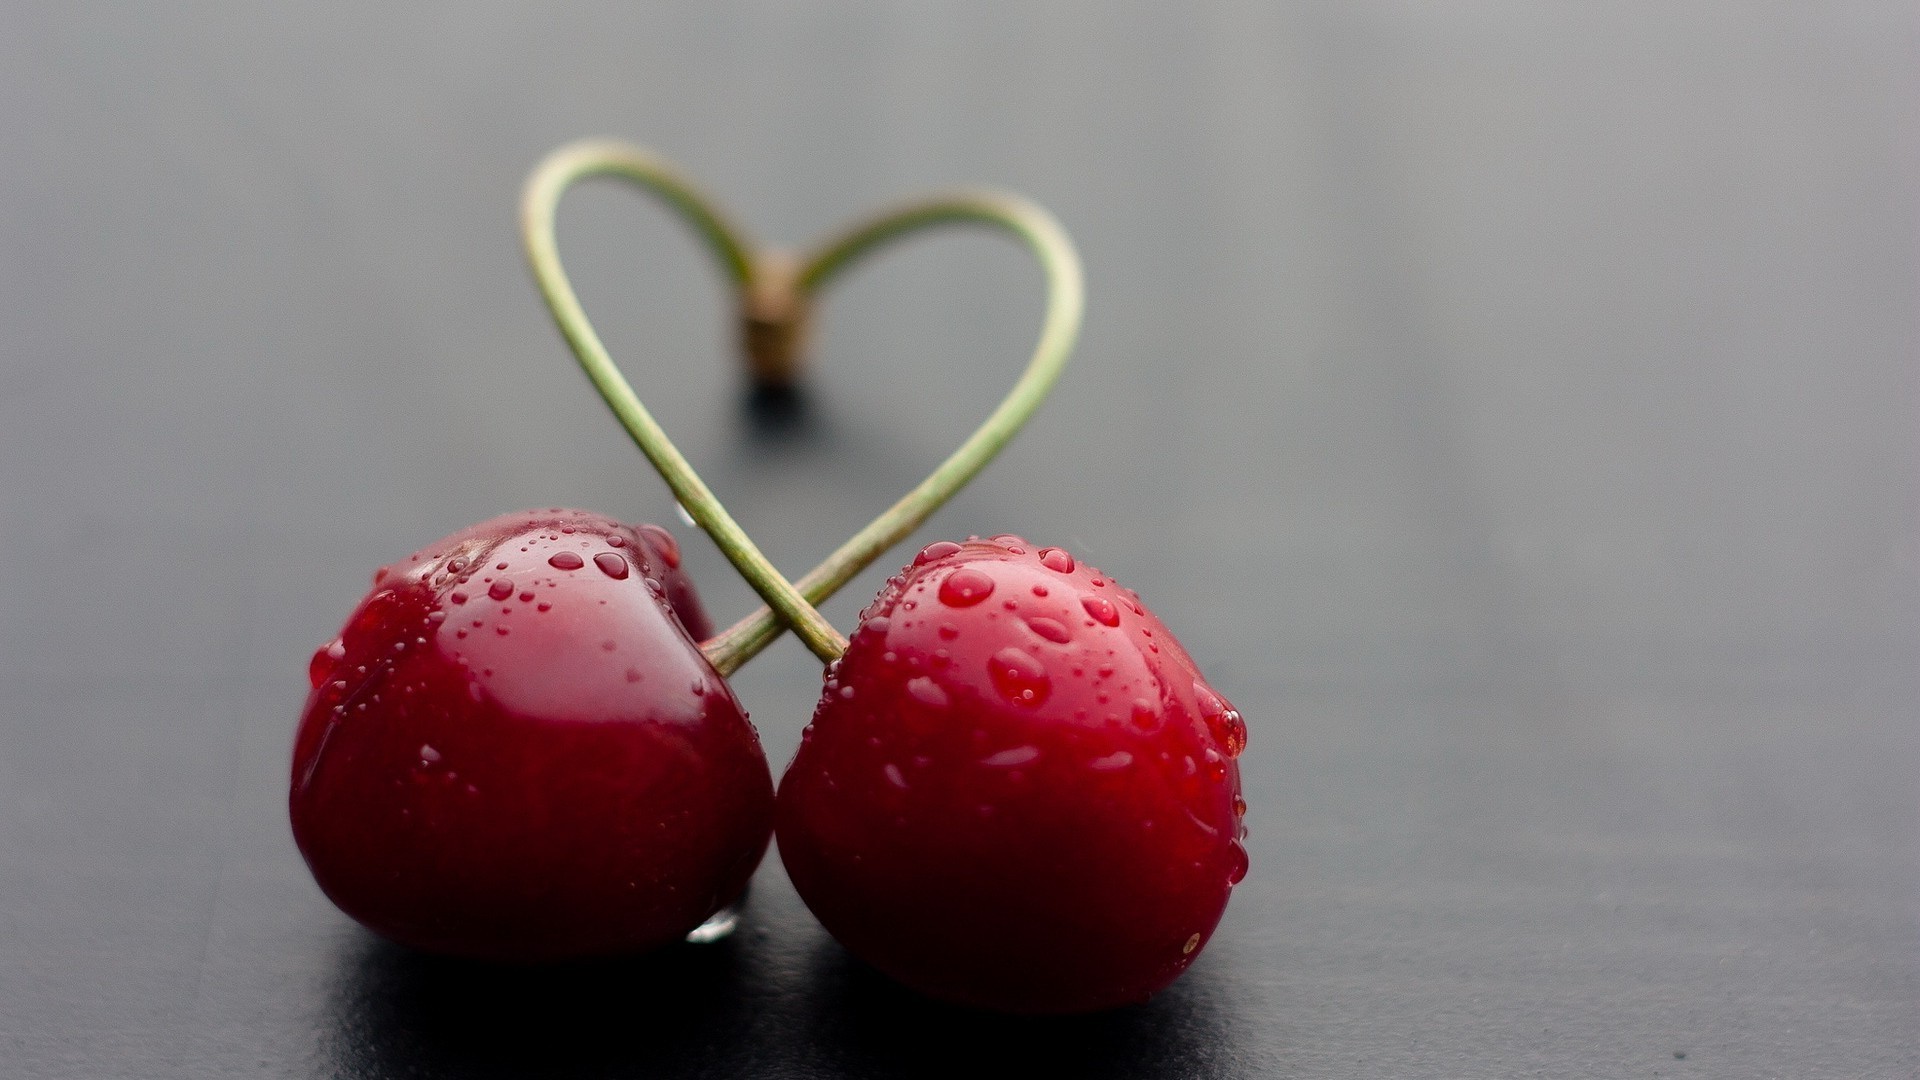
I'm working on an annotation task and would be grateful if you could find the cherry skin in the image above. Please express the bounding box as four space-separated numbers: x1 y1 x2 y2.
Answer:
292 509 773 960
775 536 1248 1013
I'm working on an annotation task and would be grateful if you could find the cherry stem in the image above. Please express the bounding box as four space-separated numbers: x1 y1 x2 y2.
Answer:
700 192 1083 673
522 140 849 663
521 140 1083 676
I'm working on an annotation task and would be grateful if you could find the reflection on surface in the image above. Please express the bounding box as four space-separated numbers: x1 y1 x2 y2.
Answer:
322 925 758 1079
785 938 1247 1080
318 893 1258 1079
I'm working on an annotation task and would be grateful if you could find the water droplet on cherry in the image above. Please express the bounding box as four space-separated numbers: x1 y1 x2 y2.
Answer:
905 676 949 709
1026 616 1071 644
938 568 995 607
987 646 1051 707
594 552 630 579
916 540 962 564
548 551 585 570
1081 595 1120 626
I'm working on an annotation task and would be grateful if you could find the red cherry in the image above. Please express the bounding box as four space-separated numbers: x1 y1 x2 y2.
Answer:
775 536 1247 1013
291 509 773 960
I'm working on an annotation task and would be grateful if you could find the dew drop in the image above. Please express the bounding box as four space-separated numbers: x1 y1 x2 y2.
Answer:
548 550 585 571
418 744 441 764
1130 699 1159 731
1082 595 1120 626
1233 795 1248 817
1088 750 1133 771
915 540 962 565
1026 616 1072 644
450 591 468 605
883 763 908 789
1202 748 1228 783
905 676 949 709
862 615 892 637
495 562 509 571
988 646 1051 707
938 568 995 607
594 552 630 579
1182 933 1201 955
536 601 551 612
1038 547 1076 574
495 625 510 636
938 623 959 641
1223 710 1248 757
638 523 680 568
487 579 515 602
981 745 1041 767
1227 841 1249 885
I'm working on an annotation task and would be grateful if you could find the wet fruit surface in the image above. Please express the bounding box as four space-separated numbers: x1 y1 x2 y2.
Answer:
291 510 772 960
775 536 1247 1013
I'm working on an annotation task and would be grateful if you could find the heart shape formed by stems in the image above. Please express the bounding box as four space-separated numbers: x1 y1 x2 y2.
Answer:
521 139 1083 676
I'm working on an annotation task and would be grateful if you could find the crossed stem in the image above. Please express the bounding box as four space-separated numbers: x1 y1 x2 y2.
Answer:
520 138 1083 676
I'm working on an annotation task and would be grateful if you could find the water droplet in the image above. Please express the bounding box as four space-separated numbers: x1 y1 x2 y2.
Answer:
1233 796 1248 817
838 684 856 699
931 648 952 668
487 579 515 602
905 676 949 709
309 641 343 687
916 540 963 564
1182 933 1201 955
450 591 468 605
938 568 995 607
1227 841 1249 885
495 562 509 571
1088 750 1133 771
1026 616 1071 644
447 557 468 573
1130 699 1159 730
684 903 739 944
988 646 1051 707
548 550 584 571
594 551 630 579
1202 748 1228 783
981 745 1041 767
625 667 643 683
418 744 441 764
606 534 626 548
691 679 706 695
1082 595 1120 626
883 763 909 789
1223 710 1248 757
638 523 680 568
862 615 892 637
938 623 959 640
495 625 511 636
1037 547 1075 574
536 601 551 612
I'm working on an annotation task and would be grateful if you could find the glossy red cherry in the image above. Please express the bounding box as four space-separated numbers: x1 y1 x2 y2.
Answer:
775 536 1247 1013
291 509 773 960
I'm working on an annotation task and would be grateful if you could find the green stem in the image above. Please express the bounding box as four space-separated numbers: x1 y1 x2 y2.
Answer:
521 140 850 663
521 140 1083 677
698 192 1084 674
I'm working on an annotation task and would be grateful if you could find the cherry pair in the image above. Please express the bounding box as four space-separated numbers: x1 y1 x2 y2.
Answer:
289 142 1246 1014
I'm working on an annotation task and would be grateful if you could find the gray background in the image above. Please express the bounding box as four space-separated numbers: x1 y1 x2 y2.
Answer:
2 3 1915 1077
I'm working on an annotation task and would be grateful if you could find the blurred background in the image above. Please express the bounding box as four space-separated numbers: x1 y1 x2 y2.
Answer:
2 4 1914 1077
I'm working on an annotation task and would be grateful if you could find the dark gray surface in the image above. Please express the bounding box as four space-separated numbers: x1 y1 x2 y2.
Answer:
2 4 1915 1077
